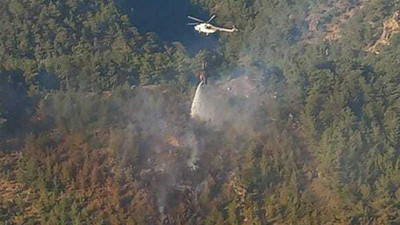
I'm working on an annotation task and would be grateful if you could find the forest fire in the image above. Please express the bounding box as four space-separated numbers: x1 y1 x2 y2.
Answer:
1 0 400 224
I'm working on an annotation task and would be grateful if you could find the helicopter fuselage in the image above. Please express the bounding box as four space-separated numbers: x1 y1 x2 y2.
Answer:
194 23 218 35
194 23 237 35
188 15 237 35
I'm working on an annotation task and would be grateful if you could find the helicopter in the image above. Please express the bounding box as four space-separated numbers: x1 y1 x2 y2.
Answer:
188 15 238 35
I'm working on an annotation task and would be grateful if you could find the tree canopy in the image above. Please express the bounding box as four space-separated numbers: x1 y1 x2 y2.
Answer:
1 0 400 224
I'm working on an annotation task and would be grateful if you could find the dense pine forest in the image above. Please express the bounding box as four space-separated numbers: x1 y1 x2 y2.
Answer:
1 0 400 224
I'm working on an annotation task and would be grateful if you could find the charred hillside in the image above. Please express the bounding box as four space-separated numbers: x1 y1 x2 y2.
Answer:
1 0 400 224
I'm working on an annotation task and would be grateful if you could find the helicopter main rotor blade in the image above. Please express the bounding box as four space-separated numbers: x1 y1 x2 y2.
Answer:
207 15 216 23
187 23 199 25
188 16 205 23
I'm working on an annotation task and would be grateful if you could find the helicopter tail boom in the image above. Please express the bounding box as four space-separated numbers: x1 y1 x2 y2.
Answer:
213 25 238 33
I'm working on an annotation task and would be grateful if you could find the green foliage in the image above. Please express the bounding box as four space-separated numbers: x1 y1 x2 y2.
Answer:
0 0 196 91
2 0 400 224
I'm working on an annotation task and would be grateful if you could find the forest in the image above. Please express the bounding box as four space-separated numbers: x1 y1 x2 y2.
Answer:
1 0 400 224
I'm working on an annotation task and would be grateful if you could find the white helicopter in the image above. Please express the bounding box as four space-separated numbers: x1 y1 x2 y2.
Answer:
188 15 238 35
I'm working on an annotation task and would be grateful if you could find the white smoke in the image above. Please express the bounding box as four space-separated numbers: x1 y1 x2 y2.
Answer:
183 131 199 170
124 75 269 217
190 81 232 127
190 75 265 128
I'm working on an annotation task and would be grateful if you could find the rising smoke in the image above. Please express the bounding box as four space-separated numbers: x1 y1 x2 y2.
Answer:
103 69 274 220
190 75 268 129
